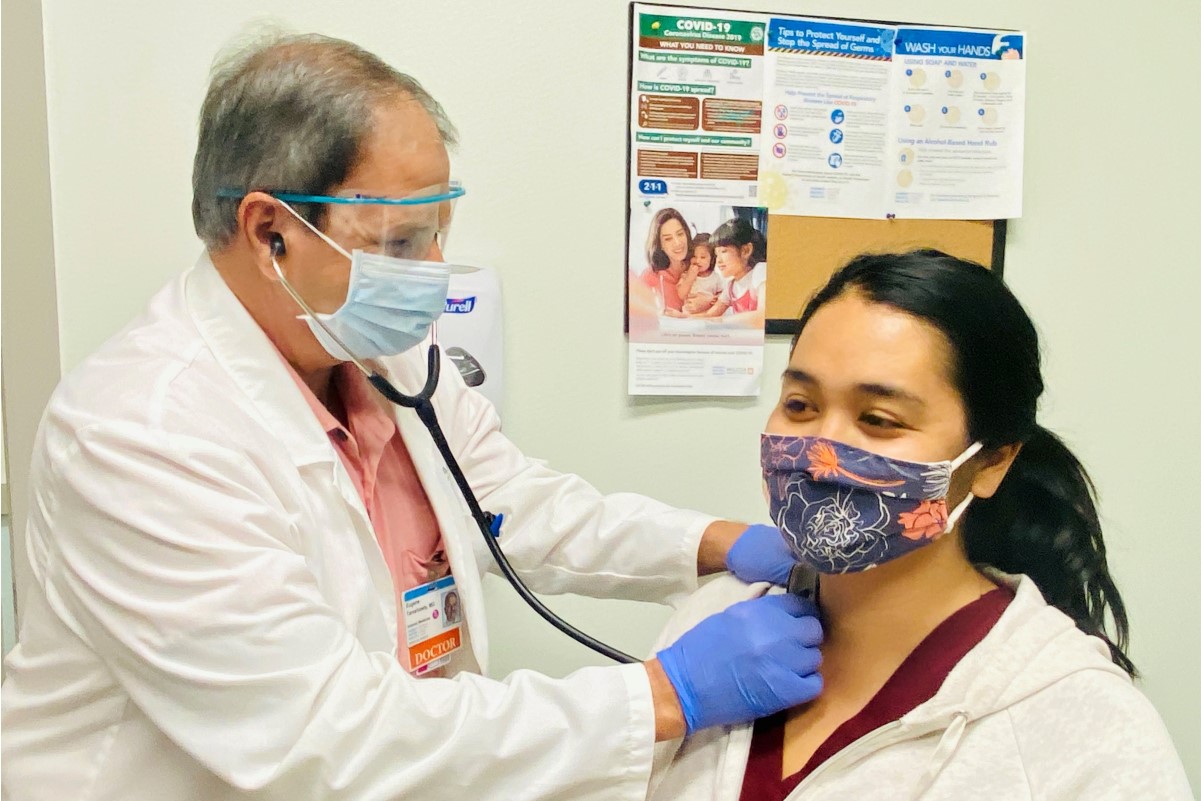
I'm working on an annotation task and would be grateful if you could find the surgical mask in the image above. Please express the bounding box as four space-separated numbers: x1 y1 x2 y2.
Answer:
276 199 452 361
761 434 983 574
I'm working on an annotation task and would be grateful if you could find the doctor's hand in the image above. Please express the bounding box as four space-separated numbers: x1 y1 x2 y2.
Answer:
699 521 797 585
647 594 823 739
726 524 798 586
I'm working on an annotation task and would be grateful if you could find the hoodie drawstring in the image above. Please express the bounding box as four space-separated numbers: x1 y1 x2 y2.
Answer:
909 712 969 799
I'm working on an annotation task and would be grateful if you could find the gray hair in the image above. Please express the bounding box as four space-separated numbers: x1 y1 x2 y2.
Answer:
191 31 458 250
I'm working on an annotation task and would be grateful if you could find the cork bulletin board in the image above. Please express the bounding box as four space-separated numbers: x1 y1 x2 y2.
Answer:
763 217 1006 335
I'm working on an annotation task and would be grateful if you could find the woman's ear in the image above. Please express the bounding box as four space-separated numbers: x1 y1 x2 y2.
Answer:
970 443 1023 499
741 242 755 264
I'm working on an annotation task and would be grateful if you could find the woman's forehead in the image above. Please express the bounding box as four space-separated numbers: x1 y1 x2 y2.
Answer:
791 294 954 395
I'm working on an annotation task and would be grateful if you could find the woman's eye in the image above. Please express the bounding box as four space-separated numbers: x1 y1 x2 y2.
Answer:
862 413 902 430
783 398 813 416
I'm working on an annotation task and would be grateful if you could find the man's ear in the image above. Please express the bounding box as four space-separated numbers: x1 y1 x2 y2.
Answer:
970 442 1023 499
238 192 285 280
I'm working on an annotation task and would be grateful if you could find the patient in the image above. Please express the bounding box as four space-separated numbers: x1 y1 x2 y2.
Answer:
648 251 1191 800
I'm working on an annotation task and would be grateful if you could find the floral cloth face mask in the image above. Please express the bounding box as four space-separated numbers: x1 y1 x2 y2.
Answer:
761 434 983 574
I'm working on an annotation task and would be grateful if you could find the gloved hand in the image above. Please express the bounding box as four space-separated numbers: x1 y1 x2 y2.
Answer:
656 594 823 735
726 524 797 586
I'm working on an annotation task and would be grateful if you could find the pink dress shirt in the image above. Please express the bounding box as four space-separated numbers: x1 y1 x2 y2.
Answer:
284 360 451 668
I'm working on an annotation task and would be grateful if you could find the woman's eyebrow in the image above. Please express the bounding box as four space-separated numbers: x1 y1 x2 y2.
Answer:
783 368 925 407
857 382 926 408
782 367 815 384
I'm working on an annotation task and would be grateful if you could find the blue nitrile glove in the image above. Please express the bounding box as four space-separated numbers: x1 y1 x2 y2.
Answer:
656 594 823 734
726 524 797 586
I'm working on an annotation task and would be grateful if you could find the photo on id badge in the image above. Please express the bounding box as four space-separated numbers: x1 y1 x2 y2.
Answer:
403 575 463 675
627 200 768 345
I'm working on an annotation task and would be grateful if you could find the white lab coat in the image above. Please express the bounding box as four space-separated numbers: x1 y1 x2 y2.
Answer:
0 254 715 801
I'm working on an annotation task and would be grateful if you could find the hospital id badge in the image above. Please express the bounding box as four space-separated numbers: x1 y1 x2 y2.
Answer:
402 575 463 675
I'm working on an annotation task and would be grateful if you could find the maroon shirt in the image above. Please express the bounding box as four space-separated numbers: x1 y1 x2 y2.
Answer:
739 586 1014 801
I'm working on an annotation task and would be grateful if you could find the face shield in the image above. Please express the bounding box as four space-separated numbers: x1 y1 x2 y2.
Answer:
271 180 467 266
219 181 476 363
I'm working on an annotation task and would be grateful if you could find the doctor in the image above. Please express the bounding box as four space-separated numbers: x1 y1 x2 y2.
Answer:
1 32 825 801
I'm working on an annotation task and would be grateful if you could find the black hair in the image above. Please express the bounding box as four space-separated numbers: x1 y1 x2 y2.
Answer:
712 218 767 267
795 249 1135 675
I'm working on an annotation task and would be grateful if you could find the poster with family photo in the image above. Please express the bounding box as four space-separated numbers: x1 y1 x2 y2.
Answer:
627 201 768 396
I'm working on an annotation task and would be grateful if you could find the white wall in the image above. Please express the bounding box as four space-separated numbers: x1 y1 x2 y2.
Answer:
34 0 1200 790
3 0 63 665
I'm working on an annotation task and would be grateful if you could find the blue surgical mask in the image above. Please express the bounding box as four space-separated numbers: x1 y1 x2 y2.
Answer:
276 201 451 361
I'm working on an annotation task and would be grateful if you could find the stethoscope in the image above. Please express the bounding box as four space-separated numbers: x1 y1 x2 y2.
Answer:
270 234 637 664
367 344 638 664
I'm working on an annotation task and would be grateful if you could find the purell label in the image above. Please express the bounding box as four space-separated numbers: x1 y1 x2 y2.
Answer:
445 296 476 314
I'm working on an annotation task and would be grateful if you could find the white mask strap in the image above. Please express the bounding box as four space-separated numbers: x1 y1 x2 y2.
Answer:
270 256 372 376
950 441 984 470
945 491 976 535
943 442 983 536
277 199 353 260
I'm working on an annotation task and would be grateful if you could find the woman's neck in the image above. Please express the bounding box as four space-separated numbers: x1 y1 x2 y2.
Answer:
777 538 996 778
818 537 996 661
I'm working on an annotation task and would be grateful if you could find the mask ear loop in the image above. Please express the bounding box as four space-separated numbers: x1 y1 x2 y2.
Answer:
269 199 373 377
950 441 985 470
269 255 374 377
945 441 985 534
277 198 353 259
944 492 975 534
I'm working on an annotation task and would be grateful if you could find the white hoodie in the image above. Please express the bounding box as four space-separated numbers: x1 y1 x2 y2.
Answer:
647 573 1192 801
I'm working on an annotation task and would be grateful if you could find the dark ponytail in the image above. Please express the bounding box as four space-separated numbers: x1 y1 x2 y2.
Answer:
963 426 1134 675
795 250 1135 674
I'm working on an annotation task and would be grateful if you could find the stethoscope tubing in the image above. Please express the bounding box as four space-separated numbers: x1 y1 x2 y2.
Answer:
368 345 638 665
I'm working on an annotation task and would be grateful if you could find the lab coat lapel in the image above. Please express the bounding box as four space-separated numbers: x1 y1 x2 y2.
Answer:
187 254 485 668
185 253 398 646
183 253 334 468
377 357 490 673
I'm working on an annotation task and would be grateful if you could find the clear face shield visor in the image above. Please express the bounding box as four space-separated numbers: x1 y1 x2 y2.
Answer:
219 181 473 366
272 180 465 264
